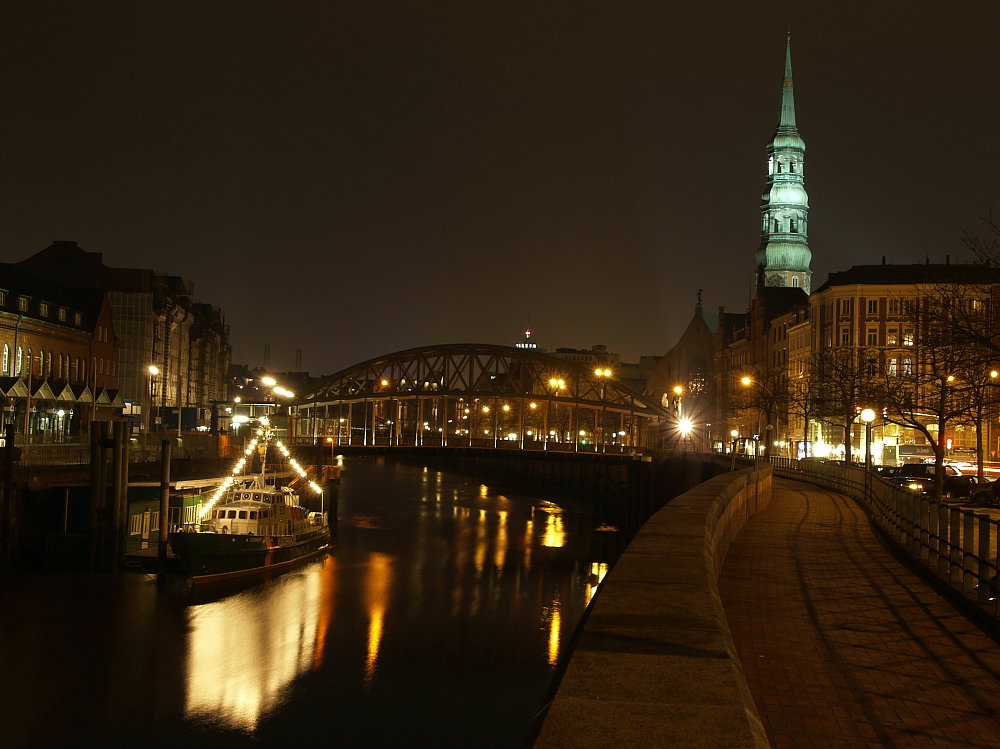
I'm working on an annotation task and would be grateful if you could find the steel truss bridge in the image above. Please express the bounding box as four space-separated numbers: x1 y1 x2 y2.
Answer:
289 343 670 452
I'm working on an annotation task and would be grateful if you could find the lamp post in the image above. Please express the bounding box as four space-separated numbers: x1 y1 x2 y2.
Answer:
548 378 566 450
860 408 876 501
740 376 777 459
595 368 612 453
730 428 739 471
145 365 159 445
990 370 999 469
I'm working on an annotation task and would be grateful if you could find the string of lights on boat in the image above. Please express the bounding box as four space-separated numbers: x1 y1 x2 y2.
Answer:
199 416 324 520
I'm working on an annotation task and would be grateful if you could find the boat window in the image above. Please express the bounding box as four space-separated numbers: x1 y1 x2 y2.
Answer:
254 494 262 501
242 493 252 500
228 510 238 518
249 511 258 519
239 511 248 519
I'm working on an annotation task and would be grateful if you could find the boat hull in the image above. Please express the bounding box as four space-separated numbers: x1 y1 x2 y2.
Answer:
169 527 331 584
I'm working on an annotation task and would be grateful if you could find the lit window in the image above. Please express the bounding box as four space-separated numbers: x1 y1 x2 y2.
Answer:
903 330 914 347
58 307 66 321
39 302 49 317
1 344 7 374
887 329 899 346
73 312 82 326
18 297 29 312
840 328 851 345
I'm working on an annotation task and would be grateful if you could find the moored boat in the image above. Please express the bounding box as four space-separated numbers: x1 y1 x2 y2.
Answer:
169 418 332 583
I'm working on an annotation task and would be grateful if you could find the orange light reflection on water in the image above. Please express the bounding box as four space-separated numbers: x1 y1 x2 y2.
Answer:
184 556 334 730
546 596 562 667
364 552 394 689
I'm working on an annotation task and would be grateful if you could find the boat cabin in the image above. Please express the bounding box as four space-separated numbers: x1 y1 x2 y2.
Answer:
204 482 308 536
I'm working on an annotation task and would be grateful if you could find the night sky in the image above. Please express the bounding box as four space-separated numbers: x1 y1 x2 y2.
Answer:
2 3 997 375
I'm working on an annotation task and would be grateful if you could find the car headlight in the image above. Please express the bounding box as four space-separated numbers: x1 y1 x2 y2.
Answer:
908 482 924 491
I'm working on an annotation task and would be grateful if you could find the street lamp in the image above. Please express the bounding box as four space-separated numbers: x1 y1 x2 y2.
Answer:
730 429 739 471
740 376 775 458
860 407 876 500
547 378 566 449
595 368 612 453
146 364 159 441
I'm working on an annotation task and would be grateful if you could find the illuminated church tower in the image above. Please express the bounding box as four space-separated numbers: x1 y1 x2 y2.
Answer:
755 35 812 293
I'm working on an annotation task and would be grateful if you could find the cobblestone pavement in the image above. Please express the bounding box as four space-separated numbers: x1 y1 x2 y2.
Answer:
718 478 1000 748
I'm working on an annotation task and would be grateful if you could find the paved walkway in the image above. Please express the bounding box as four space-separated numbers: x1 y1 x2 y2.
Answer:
718 478 1000 748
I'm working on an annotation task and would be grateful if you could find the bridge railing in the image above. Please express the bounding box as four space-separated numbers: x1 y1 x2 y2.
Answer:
772 457 1000 619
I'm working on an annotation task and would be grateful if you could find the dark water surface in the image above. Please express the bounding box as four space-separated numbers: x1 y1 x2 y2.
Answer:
1 457 617 748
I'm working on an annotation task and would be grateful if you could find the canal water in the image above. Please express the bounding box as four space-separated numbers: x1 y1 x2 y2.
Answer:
0 457 619 749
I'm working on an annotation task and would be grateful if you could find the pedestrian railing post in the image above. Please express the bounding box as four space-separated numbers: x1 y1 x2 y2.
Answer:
908 494 921 556
964 511 977 596
918 496 930 564
950 510 963 586
939 505 951 578
978 515 992 605
927 501 939 567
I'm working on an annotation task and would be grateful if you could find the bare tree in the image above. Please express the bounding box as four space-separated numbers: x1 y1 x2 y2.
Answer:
733 364 787 458
786 353 826 447
874 296 975 500
963 206 1000 265
812 347 880 462
908 279 1000 478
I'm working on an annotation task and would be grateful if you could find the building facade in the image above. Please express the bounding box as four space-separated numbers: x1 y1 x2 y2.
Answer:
16 241 230 435
0 263 121 441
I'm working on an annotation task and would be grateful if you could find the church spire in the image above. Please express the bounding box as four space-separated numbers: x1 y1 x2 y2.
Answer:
754 35 812 294
779 33 796 129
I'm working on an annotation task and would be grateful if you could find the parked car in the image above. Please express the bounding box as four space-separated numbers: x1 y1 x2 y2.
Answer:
890 463 980 498
970 479 1000 506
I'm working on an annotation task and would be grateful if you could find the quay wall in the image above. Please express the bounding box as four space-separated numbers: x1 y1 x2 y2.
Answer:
532 463 772 749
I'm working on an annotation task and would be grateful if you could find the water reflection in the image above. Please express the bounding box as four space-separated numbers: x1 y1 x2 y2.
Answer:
364 551 393 688
0 458 622 749
184 555 335 730
546 594 562 666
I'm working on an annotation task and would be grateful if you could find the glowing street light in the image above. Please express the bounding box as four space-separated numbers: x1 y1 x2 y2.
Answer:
860 407 877 496
145 364 160 439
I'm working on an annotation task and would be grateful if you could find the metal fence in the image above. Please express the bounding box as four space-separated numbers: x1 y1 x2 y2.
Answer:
771 457 999 617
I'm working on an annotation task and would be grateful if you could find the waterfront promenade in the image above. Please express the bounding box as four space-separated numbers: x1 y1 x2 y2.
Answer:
719 478 1000 748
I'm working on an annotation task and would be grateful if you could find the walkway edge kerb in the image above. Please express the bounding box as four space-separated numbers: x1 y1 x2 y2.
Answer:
533 465 773 749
